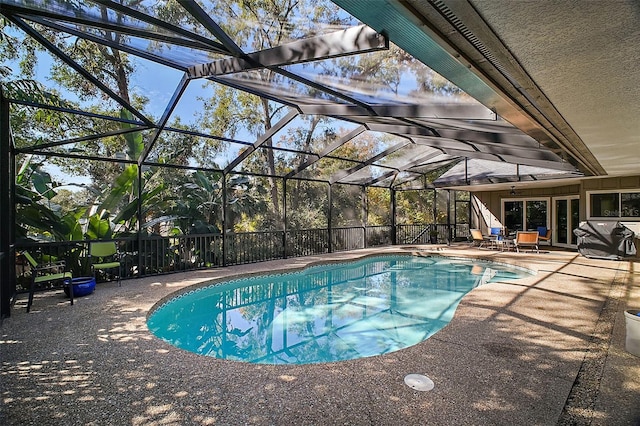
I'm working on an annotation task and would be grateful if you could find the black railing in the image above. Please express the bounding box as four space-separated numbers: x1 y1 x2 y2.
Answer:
139 234 223 274
396 224 470 244
397 224 440 244
225 231 284 266
286 229 329 257
366 226 393 247
14 224 470 293
332 227 365 252
451 224 471 242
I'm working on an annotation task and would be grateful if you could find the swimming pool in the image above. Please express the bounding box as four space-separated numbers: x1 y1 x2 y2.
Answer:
147 255 532 364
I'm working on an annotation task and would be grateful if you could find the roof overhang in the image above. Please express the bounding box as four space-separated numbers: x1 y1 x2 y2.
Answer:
335 0 640 189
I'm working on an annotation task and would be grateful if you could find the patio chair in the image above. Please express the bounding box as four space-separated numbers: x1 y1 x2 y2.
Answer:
470 229 497 248
23 251 73 313
487 227 505 249
489 227 503 237
90 241 122 285
514 231 539 253
470 229 486 247
537 226 552 245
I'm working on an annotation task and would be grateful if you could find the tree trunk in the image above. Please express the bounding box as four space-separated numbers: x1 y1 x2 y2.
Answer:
261 97 281 222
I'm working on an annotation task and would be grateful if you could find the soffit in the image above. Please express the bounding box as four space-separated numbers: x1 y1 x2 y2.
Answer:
466 0 640 178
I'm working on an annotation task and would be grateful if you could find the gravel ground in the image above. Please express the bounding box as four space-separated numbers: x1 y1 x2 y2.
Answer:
2 245 639 426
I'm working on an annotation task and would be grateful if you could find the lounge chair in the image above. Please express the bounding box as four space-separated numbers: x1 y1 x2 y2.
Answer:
471 229 500 249
515 231 539 253
23 251 73 312
487 227 505 249
470 229 487 247
489 227 503 237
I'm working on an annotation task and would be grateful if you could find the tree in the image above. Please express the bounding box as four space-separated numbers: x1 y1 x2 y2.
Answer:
197 0 350 227
4 0 467 248
2 5 190 240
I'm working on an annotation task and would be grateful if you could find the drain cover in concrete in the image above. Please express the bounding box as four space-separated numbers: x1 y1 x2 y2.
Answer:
404 374 434 391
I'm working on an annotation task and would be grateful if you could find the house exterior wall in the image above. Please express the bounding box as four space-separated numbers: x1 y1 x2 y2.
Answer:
471 175 640 255
471 184 580 233
581 175 640 218
474 176 640 225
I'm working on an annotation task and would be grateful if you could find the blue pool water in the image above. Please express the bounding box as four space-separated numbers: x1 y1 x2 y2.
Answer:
147 255 531 364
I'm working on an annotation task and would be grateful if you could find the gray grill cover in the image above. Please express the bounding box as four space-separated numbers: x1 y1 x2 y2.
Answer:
573 221 637 260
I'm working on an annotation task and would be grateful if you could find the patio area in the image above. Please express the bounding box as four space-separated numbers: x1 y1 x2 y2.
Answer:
2 245 639 425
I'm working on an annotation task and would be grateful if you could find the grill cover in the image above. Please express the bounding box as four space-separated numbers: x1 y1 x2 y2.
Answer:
573 221 637 260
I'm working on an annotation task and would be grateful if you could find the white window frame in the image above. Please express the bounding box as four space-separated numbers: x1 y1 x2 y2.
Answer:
586 189 640 220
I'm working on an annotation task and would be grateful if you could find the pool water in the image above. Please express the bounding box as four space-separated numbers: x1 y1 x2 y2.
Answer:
147 255 531 364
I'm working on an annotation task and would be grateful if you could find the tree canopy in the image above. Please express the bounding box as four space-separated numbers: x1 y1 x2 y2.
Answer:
1 0 467 244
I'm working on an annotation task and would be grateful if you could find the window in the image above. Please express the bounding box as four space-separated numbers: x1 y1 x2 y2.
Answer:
588 190 640 219
526 200 548 229
590 193 619 217
502 198 549 234
621 193 640 218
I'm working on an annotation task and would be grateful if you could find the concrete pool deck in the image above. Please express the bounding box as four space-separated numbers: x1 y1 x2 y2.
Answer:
1 245 639 425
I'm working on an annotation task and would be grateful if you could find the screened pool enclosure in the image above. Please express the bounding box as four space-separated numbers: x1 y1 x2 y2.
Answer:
0 0 582 317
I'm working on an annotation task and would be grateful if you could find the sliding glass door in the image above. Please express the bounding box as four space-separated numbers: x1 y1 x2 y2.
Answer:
502 198 550 235
503 200 524 232
553 196 579 247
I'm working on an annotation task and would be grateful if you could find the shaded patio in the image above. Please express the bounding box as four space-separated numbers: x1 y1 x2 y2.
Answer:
2 246 639 425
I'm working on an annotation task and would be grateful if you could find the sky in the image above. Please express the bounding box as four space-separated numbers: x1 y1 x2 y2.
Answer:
2 4 483 193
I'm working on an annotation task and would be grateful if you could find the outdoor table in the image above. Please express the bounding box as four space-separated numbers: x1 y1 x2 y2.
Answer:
495 237 515 252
